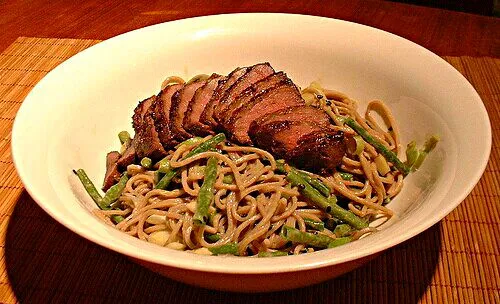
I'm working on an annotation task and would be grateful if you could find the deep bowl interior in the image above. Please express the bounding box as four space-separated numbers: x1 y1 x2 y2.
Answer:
12 14 490 275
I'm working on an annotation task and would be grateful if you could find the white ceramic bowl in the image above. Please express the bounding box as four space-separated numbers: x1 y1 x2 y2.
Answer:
12 13 491 292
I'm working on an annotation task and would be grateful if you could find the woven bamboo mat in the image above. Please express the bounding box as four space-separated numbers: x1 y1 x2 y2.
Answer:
0 37 498 303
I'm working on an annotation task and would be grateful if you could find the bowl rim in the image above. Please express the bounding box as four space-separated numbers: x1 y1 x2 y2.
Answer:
11 12 492 274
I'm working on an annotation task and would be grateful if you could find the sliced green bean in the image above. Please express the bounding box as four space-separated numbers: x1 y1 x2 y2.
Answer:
286 170 367 229
155 133 226 190
156 157 171 174
258 251 289 257
140 157 152 169
407 135 440 171
74 169 103 206
275 160 331 197
178 136 203 148
304 218 325 231
339 172 353 181
118 131 131 145
275 160 288 174
111 215 125 223
281 226 334 248
405 141 419 167
222 174 234 184
424 135 440 153
334 224 351 237
193 157 218 226
345 118 410 175
205 233 221 243
352 135 365 155
298 171 331 197
208 242 239 255
101 174 129 208
327 237 352 248
74 169 124 223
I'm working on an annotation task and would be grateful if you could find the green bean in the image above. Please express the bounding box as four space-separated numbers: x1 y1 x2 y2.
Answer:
304 218 325 231
345 118 410 175
352 135 365 155
156 157 171 174
275 160 331 197
333 224 351 237
424 135 439 153
258 251 289 257
118 131 131 145
155 170 177 190
297 171 331 197
275 160 288 173
205 233 221 243
193 157 218 226
101 174 129 208
73 169 124 223
407 135 440 171
327 237 352 248
286 170 368 229
111 215 125 223
140 157 152 169
222 174 234 184
74 169 103 206
155 133 226 190
281 226 334 248
339 172 353 181
405 141 419 167
178 136 203 148
153 171 163 184
208 242 239 255
413 135 440 170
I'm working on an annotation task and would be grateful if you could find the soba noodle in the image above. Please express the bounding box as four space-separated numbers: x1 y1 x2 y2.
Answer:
92 80 408 256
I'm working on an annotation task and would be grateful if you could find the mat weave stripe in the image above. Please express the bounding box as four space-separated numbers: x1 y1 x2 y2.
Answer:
0 37 498 303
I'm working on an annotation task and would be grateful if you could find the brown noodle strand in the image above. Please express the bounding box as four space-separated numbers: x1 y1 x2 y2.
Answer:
96 83 406 255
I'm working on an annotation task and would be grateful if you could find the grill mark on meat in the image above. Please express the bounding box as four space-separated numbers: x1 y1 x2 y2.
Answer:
184 74 223 136
220 72 288 129
200 67 247 129
169 79 207 142
102 151 121 191
249 120 321 157
152 83 183 149
228 79 305 145
252 105 332 130
289 130 347 172
214 63 274 124
133 95 168 160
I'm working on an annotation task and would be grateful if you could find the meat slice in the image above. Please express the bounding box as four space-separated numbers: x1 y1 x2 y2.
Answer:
228 79 305 144
200 67 247 129
220 72 287 129
183 74 223 136
250 115 346 172
102 151 121 191
152 83 183 149
249 120 321 157
252 105 332 130
132 95 168 160
214 63 274 124
169 79 207 142
288 130 346 172
111 137 137 174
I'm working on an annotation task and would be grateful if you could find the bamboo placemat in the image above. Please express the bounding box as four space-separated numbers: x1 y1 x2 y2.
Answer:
0 37 498 303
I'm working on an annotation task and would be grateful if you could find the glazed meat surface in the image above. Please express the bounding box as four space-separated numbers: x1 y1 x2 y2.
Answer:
132 95 167 160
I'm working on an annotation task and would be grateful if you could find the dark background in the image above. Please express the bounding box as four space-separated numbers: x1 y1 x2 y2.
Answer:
390 0 499 15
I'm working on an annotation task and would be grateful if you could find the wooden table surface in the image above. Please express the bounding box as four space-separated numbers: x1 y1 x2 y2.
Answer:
0 0 499 57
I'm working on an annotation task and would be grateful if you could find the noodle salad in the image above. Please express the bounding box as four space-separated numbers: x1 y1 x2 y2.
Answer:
74 80 438 257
